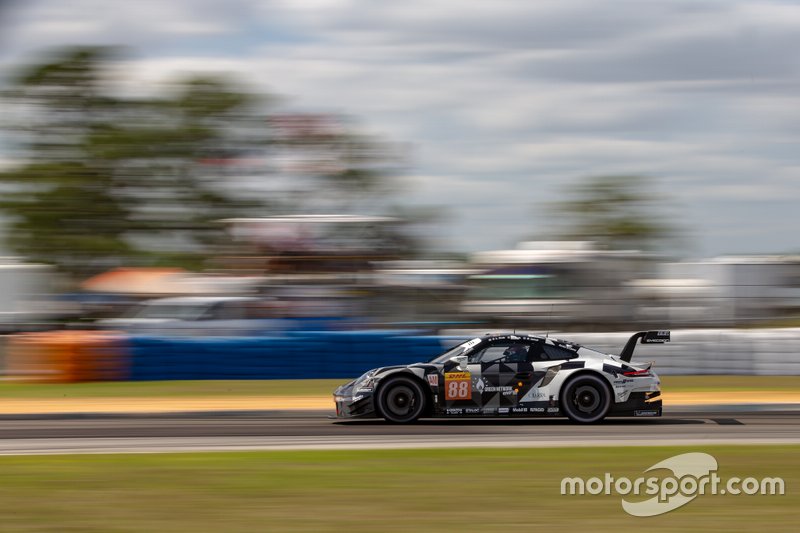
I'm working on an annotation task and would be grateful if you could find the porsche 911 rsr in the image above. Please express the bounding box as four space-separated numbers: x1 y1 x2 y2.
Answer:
333 330 668 424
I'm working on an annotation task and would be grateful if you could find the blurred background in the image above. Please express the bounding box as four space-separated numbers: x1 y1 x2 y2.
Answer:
1 0 799 380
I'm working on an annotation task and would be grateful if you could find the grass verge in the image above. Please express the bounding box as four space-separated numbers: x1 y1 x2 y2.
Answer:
0 445 795 532
0 375 798 400
0 379 344 398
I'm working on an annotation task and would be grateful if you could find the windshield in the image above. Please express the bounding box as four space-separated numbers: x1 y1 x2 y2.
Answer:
428 337 482 364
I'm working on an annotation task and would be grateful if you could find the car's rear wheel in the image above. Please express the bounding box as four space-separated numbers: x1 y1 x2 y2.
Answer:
560 374 612 424
376 376 426 424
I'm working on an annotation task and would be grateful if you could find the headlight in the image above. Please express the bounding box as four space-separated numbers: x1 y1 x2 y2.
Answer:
353 369 378 391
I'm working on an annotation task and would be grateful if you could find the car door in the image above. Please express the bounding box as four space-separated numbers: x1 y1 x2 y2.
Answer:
466 340 538 414
517 341 580 411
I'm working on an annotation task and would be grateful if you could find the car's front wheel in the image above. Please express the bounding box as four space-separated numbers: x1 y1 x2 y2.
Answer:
375 376 426 424
560 374 612 424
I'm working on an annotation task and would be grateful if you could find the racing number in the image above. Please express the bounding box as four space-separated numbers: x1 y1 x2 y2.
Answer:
448 380 470 399
444 372 472 400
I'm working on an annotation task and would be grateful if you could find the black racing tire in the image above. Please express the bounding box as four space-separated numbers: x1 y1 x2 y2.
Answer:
560 373 612 424
375 376 426 424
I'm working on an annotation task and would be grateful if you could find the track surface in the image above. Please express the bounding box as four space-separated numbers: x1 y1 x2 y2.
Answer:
0 410 798 454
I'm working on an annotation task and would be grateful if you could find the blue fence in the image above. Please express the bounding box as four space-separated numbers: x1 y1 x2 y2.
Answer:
128 332 467 380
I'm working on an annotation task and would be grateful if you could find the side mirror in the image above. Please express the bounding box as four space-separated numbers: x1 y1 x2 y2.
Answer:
449 355 468 370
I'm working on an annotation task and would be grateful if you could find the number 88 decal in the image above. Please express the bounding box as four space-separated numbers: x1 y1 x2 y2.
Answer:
444 372 472 400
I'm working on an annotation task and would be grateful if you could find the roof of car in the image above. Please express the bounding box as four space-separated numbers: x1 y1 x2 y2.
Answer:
482 332 580 349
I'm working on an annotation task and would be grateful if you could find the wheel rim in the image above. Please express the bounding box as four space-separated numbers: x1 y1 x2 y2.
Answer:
385 385 417 418
572 384 601 414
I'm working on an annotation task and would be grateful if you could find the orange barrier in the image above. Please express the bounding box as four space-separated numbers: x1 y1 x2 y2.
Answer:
4 331 127 382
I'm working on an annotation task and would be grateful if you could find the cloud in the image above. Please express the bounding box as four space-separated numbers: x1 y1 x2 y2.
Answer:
2 0 800 255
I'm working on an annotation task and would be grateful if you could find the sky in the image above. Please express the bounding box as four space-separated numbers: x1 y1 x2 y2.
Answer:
1 0 799 258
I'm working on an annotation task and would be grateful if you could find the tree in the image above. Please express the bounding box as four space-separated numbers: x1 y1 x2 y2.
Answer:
0 49 144 273
0 47 407 277
548 175 677 251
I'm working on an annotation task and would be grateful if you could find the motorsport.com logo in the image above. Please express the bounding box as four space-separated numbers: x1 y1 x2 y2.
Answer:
560 452 785 516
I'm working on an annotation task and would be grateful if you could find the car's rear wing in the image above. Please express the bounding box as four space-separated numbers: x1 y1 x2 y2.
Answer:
619 330 670 362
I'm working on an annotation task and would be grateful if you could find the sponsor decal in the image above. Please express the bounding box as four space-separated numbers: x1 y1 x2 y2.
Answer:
530 407 545 412
463 338 482 350
547 407 560 413
498 407 510 414
445 372 472 400
635 410 660 417
478 386 518 397
426 374 439 387
465 407 482 414
352 395 364 402
446 408 464 415
484 385 514 393
512 407 528 413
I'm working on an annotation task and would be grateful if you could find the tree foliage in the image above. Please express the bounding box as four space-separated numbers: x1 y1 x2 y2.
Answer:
0 47 404 277
549 175 676 251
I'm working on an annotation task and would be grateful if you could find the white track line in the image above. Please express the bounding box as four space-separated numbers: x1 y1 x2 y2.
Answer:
0 435 798 455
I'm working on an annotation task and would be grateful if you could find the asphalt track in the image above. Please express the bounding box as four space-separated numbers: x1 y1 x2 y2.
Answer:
0 408 798 454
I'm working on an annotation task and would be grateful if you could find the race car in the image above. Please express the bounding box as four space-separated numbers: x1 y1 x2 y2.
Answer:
333 330 668 423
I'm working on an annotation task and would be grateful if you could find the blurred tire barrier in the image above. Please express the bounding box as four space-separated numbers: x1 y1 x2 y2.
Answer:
7 328 797 382
128 330 456 380
4 331 127 382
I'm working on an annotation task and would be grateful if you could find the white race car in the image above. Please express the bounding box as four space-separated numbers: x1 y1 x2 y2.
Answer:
334 331 668 423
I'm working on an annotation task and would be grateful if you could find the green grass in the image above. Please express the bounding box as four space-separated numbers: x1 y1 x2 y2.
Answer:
0 375 797 400
0 445 795 532
0 379 344 399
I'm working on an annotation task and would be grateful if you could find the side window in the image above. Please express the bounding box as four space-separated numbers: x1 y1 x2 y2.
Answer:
468 342 531 364
526 342 547 361
540 343 577 361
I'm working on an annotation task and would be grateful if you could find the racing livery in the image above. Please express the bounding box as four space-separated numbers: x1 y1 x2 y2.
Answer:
333 331 668 423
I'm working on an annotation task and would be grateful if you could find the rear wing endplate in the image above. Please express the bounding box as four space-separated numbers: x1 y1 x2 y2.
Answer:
619 330 670 362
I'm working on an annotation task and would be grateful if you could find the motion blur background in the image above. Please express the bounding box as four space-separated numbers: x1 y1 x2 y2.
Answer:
1 0 800 380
